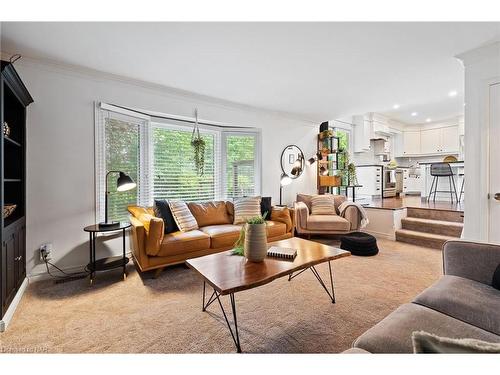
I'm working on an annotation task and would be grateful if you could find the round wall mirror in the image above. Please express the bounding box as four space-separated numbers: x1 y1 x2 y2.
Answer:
280 144 305 179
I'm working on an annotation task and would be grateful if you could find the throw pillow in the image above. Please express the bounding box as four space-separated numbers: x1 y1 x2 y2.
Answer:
168 201 199 232
154 200 179 234
492 264 500 290
187 201 232 227
311 195 336 215
233 196 262 224
260 196 272 219
270 207 292 232
412 331 500 353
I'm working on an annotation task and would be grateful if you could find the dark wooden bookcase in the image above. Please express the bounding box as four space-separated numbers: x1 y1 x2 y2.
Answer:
0 60 33 319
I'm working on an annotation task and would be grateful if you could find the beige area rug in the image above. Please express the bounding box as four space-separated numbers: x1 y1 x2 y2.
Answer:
0 238 442 353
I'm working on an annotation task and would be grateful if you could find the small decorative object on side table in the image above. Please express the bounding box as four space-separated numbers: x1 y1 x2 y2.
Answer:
83 222 131 285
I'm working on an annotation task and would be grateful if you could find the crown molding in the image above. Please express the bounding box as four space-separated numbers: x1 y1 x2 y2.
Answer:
1 50 319 126
456 41 500 66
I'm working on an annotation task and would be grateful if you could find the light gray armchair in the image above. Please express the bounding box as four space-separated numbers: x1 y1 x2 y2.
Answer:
294 194 360 237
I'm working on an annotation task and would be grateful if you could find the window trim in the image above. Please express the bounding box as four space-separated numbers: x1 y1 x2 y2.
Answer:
221 129 262 198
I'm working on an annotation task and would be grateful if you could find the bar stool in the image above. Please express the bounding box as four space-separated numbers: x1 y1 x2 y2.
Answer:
428 163 459 202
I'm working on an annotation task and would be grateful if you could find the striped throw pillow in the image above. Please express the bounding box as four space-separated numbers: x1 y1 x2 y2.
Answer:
168 201 199 232
233 197 262 224
311 195 336 215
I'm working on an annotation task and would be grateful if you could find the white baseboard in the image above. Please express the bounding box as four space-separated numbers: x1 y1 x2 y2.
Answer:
0 277 29 332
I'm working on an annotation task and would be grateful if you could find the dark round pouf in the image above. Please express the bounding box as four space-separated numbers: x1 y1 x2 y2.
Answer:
340 232 379 256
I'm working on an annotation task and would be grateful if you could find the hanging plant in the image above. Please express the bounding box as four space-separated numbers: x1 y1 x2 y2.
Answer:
191 109 206 176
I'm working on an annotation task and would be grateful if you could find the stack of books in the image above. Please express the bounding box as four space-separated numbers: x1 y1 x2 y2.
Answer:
267 246 297 260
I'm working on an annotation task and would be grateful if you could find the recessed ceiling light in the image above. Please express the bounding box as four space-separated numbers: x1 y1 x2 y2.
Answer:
411 112 418 117
426 118 432 123
448 90 458 97
393 104 400 109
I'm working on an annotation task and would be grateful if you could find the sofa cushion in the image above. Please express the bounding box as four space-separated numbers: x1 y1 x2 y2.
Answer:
157 230 210 257
153 200 179 234
187 201 232 227
233 196 262 224
306 215 350 232
260 196 272 218
296 194 313 212
354 303 500 353
200 224 242 249
270 208 292 232
412 330 500 353
311 195 337 215
413 275 500 335
266 220 287 238
168 201 199 232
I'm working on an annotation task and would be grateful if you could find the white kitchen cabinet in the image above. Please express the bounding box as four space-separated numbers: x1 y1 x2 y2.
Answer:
420 128 442 154
441 126 459 153
401 125 459 155
355 166 382 196
402 131 421 155
353 115 370 152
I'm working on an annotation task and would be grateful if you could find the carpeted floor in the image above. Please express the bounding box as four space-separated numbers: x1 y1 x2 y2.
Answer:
0 238 442 353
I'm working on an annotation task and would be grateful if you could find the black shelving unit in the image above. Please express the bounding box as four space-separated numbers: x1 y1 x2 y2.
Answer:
1 60 33 320
317 134 348 195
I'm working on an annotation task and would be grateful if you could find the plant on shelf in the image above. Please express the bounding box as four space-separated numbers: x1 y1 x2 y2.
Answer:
347 162 358 186
191 109 206 176
319 129 334 140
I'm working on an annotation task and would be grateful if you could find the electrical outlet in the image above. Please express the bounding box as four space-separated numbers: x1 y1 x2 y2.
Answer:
40 243 52 262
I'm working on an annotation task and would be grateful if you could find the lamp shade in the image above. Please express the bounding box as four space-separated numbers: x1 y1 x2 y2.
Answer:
291 166 302 177
280 172 292 186
116 172 137 192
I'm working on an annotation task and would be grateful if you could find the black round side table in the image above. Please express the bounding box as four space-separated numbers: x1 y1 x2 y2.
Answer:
83 222 131 285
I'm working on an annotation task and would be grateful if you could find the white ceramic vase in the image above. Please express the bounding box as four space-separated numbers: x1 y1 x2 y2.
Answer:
244 223 268 262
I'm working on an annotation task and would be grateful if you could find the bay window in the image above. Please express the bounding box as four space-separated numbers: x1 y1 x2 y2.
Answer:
95 103 261 222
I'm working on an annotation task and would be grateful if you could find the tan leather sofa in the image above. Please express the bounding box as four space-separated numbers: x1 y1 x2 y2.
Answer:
128 201 294 274
294 194 359 237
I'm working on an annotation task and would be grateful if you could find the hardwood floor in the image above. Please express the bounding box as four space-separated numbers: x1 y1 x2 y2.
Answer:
359 195 464 212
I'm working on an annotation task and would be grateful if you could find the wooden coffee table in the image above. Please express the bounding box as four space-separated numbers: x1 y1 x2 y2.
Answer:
186 237 350 352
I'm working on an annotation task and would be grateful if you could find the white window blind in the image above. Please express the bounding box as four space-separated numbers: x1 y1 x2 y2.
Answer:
152 123 221 202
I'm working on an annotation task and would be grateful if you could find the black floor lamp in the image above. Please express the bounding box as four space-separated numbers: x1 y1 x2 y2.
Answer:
99 171 137 228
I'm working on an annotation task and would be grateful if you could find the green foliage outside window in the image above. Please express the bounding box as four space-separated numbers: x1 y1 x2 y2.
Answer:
105 118 139 222
154 127 215 202
226 135 256 198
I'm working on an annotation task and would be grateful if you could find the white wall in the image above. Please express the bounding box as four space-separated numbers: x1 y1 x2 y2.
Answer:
11 58 318 277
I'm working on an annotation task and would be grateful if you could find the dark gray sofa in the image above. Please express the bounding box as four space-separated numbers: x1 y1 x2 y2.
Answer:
349 240 500 353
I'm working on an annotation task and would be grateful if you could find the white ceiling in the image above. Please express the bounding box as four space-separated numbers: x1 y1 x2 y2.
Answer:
1 22 499 124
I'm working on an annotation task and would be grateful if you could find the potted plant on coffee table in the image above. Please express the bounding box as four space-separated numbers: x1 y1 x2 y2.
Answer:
232 213 268 262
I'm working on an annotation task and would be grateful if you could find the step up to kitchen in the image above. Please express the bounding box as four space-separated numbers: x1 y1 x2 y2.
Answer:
401 217 463 237
395 229 458 250
406 207 464 223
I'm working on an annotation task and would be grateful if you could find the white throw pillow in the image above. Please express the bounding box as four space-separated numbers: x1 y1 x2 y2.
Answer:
311 195 336 215
233 197 262 224
168 201 199 232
